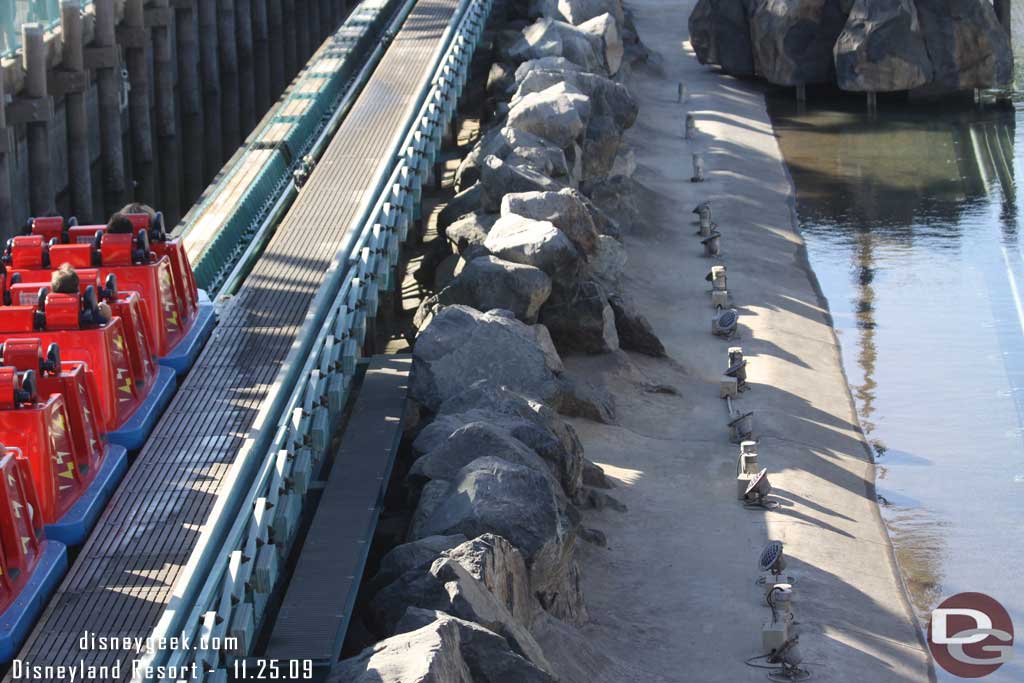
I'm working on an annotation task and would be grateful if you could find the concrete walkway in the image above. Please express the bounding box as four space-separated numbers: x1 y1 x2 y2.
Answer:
550 0 936 680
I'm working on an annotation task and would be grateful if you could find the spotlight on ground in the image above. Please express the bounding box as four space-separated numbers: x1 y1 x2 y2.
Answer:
744 468 773 506
712 306 738 337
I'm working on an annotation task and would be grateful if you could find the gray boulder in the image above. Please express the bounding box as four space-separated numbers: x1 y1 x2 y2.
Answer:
582 175 639 232
834 0 931 91
484 214 583 282
394 610 554 683
457 128 572 192
414 457 587 625
411 306 564 411
480 155 565 212
486 62 516 97
371 535 468 593
331 615 472 682
509 18 610 75
444 534 541 629
578 13 623 75
500 189 600 258
688 0 756 76
409 421 562 493
415 256 552 326
582 114 623 180
507 83 591 149
608 292 666 357
445 211 498 253
369 556 554 671
610 144 636 178
589 233 626 290
514 56 581 83
411 480 453 541
438 184 484 230
426 380 586 496
749 0 851 85
559 0 624 25
913 0 1012 92
540 280 619 354
514 68 637 131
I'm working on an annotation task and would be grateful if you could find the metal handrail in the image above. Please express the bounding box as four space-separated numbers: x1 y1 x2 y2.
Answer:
132 0 490 677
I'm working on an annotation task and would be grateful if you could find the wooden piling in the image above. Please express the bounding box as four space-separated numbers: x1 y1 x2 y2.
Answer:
267 0 286 98
199 0 223 179
22 24 54 217
320 0 332 36
253 0 271 114
123 0 156 204
60 0 94 222
309 0 321 46
90 0 127 214
236 0 256 138
152 0 180 224
995 0 1010 35
175 0 205 207
283 0 298 81
0 74 14 237
219 0 241 160
295 0 310 64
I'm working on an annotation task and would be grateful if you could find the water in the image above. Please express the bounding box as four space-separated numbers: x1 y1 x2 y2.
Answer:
768 92 1024 680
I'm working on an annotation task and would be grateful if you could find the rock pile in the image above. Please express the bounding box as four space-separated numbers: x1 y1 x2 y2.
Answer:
689 0 1012 95
334 0 660 676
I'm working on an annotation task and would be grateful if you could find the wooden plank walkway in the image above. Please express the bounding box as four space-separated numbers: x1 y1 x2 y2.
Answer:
265 355 410 675
8 0 456 676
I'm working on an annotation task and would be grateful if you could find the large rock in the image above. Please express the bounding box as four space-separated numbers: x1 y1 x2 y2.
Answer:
438 184 484 230
445 211 498 253
508 18 610 75
371 535 468 594
514 67 637 131
444 534 541 629
589 233 627 290
411 306 564 411
369 556 554 671
913 0 1012 91
457 128 572 193
415 256 552 326
833 0 931 91
749 0 852 85
409 421 562 494
424 380 586 497
531 0 624 25
608 292 667 357
688 0 756 76
578 13 623 75
582 114 623 180
413 457 586 624
507 83 591 149
332 615 472 682
540 280 619 354
393 610 555 683
582 175 639 233
514 56 582 83
484 213 583 282
486 62 516 97
500 189 600 257
480 155 564 212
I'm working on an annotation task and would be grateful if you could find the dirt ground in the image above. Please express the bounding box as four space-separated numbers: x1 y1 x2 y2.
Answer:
540 1 937 681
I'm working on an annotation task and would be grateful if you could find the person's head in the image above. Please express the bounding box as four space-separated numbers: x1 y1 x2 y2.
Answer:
50 263 80 295
106 212 135 235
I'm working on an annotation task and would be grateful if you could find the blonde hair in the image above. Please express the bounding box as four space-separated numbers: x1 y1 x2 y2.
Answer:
50 263 80 294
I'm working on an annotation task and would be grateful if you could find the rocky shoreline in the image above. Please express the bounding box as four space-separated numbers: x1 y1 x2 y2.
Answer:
333 0 657 678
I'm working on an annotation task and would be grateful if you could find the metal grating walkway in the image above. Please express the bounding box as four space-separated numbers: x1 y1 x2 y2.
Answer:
9 0 457 676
